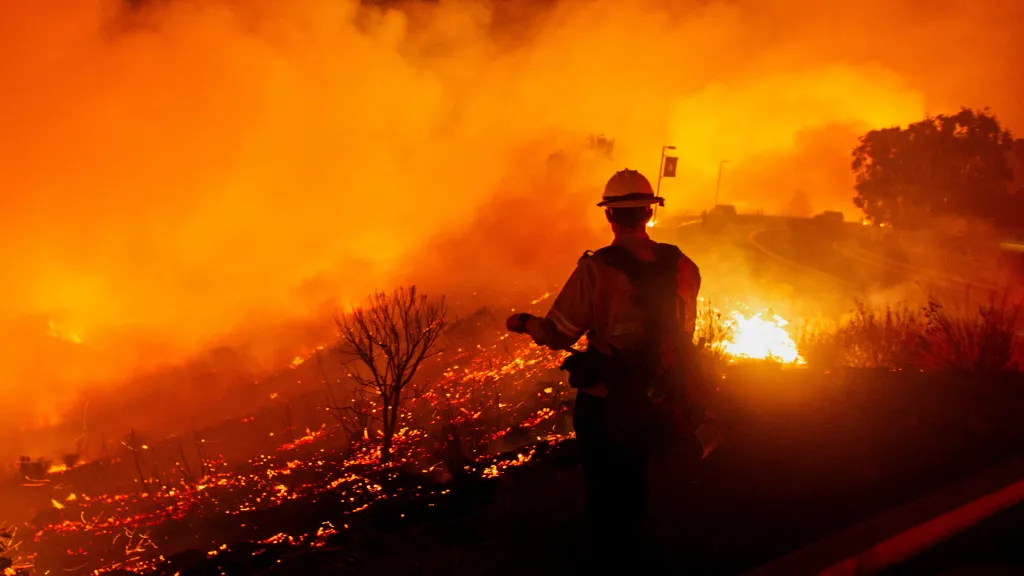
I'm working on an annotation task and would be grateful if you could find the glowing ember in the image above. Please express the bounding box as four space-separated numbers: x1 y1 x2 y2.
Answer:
719 310 804 364
20 331 578 575
530 292 551 305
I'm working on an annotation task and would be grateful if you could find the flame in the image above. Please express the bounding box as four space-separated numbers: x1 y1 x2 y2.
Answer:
719 310 804 364
47 463 68 474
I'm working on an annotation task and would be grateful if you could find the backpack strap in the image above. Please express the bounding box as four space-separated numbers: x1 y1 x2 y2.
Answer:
591 245 643 281
592 244 682 282
652 243 683 269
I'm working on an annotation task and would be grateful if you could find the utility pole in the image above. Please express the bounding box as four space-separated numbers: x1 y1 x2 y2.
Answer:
714 159 729 207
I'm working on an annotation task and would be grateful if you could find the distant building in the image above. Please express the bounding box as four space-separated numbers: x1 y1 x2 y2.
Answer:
707 204 737 219
813 210 844 225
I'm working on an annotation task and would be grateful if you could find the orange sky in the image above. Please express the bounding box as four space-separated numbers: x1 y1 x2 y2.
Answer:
0 0 1021 434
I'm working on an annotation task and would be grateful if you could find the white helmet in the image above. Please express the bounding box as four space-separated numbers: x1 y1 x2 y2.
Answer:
597 169 665 208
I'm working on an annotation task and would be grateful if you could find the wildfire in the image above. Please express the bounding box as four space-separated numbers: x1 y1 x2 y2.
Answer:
19 303 807 574
290 345 328 368
21 332 575 575
718 310 805 364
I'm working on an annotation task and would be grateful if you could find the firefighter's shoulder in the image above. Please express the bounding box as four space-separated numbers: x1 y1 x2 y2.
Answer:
578 250 595 265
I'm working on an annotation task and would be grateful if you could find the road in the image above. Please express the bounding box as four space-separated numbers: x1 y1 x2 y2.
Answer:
667 218 892 308
668 217 1015 306
885 500 1024 575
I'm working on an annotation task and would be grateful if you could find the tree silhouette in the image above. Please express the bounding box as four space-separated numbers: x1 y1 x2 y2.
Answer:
852 108 1018 229
335 286 446 463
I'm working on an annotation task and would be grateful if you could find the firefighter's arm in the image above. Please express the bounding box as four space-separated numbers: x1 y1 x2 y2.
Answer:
506 256 594 350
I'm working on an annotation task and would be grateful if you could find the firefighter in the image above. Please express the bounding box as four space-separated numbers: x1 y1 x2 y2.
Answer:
506 168 706 568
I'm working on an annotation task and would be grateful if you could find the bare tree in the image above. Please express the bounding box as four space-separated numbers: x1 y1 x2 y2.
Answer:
335 286 446 463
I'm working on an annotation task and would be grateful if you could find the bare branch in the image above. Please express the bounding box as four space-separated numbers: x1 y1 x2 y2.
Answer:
334 286 447 462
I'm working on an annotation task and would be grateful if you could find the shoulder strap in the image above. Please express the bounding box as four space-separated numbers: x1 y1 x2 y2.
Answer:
652 243 683 271
593 244 681 286
591 245 643 282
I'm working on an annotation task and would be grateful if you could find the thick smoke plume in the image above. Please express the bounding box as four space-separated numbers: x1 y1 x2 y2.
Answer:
1 0 1021 440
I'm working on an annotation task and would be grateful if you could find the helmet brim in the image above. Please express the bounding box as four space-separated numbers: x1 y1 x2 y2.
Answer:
597 196 665 208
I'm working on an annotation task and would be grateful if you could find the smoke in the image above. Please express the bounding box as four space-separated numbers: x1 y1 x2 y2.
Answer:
1 0 1021 437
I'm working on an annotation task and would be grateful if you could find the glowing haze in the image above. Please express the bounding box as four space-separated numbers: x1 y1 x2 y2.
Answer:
1 0 1021 433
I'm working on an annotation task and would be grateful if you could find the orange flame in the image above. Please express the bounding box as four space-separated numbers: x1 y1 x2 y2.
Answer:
719 310 804 364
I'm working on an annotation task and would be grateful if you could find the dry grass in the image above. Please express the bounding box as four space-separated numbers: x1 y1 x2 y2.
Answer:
799 303 925 369
800 298 1022 371
695 302 734 372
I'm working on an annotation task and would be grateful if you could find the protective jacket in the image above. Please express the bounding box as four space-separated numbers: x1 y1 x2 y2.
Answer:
526 230 701 401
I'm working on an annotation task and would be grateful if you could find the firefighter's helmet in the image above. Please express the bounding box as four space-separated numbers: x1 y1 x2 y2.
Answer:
598 169 665 208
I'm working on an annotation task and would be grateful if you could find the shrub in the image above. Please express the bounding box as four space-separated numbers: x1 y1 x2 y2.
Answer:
800 299 1022 371
800 303 925 369
695 302 733 371
920 299 1021 371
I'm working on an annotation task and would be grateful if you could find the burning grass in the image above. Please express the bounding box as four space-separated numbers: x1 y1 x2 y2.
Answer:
696 301 805 367
10 328 576 575
6 295 1022 574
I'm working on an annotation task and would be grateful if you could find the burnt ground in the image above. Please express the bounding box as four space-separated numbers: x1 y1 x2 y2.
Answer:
98 367 1024 576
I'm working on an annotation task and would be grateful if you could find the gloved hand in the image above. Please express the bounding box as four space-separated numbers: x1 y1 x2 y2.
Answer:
505 313 532 334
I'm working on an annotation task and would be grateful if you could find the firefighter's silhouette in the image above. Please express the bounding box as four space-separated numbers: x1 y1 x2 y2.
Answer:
507 169 715 566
